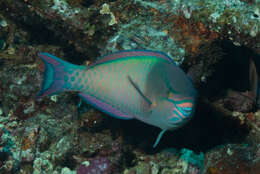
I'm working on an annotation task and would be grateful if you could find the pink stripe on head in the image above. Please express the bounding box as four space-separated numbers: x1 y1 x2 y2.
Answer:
176 102 193 108
173 107 185 119
169 94 192 101
169 112 182 123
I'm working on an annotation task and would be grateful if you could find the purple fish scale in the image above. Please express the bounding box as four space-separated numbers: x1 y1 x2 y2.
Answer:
120 61 137 113
99 69 106 96
133 61 147 115
83 74 89 89
93 70 102 95
84 58 155 117
68 71 79 90
90 69 108 100
136 59 153 114
123 65 132 110
114 63 124 109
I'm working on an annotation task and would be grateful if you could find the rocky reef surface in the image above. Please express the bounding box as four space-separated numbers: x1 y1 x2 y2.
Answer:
0 0 259 174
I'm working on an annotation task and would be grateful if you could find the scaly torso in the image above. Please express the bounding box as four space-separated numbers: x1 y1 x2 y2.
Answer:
77 58 159 118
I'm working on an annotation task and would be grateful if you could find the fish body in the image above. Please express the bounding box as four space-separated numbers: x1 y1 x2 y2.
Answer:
38 50 197 147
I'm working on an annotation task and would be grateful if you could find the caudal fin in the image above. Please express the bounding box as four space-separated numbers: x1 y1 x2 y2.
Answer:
37 53 78 98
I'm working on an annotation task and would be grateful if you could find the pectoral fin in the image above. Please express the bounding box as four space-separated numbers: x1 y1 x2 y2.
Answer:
127 75 153 106
153 129 166 148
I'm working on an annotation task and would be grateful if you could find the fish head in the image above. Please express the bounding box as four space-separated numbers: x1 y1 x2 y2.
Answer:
149 95 195 130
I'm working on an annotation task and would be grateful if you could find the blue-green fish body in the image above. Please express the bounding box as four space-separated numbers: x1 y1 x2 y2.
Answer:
38 50 197 147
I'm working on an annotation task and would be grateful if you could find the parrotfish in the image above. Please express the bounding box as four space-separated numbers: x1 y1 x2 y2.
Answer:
37 50 197 147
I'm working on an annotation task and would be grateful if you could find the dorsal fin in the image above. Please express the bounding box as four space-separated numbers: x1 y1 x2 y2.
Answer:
90 50 176 67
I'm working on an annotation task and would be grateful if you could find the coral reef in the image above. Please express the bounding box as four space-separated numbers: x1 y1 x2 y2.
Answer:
123 148 204 174
77 157 111 174
0 0 259 174
204 144 260 174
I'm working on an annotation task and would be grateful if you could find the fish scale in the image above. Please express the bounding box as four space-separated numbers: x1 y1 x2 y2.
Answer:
81 58 153 116
37 50 196 147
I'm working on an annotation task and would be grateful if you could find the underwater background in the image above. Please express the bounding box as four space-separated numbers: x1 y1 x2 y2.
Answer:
0 0 260 174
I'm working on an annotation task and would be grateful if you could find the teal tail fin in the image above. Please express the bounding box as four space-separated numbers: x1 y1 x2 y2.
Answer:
37 53 78 98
